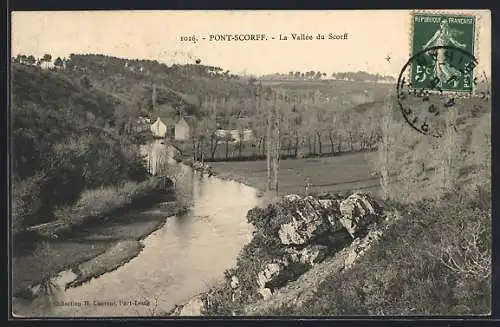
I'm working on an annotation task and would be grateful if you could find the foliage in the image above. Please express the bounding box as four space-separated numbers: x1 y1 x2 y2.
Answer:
11 64 150 237
11 172 47 235
52 177 165 234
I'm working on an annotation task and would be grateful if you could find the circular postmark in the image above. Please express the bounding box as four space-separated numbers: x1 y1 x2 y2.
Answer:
396 45 489 137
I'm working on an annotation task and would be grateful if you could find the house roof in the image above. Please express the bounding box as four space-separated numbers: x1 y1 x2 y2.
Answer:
153 103 176 126
176 115 197 129
153 115 174 127
235 117 252 127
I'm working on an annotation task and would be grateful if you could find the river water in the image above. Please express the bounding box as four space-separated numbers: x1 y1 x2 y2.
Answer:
12 140 261 317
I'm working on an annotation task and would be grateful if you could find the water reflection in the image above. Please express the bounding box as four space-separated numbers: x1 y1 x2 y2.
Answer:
13 142 261 317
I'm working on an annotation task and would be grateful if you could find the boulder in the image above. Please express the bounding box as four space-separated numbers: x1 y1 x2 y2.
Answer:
257 263 282 290
255 247 328 299
230 276 240 289
277 195 343 245
339 192 381 238
284 245 329 266
170 295 206 316
283 194 302 202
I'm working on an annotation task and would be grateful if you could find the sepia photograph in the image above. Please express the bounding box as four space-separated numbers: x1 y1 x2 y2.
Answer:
10 10 491 318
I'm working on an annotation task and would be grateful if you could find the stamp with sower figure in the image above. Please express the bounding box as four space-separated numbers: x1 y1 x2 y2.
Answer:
397 11 489 137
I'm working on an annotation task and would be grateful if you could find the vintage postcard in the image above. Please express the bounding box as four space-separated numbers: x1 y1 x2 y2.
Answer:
10 10 491 318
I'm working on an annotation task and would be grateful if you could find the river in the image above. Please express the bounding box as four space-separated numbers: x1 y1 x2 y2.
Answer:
12 140 261 317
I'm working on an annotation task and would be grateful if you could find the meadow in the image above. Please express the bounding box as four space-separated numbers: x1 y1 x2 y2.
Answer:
210 152 379 197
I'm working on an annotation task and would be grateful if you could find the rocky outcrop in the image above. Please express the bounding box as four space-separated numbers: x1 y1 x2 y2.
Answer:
244 209 400 315
277 195 344 245
172 191 386 315
250 192 382 300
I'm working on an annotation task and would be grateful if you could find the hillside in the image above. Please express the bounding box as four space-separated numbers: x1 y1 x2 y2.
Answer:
11 63 150 237
59 54 256 116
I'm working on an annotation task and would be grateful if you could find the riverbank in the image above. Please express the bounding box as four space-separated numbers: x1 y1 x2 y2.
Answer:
12 179 185 298
209 153 379 197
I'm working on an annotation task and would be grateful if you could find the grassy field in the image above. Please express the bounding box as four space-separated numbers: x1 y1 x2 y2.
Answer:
210 152 379 197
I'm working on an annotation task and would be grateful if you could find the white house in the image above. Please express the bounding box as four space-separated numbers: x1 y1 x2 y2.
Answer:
215 129 228 139
230 130 241 143
243 129 255 141
151 117 168 138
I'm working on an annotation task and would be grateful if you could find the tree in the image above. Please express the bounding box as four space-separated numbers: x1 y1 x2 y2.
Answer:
266 89 281 198
43 53 52 63
26 55 36 65
54 57 64 69
17 54 27 64
376 94 395 200
314 106 326 155
64 58 74 70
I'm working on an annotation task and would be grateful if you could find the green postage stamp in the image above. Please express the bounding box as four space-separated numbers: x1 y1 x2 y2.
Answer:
409 11 478 93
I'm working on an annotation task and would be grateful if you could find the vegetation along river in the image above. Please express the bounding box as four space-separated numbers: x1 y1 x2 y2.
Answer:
13 141 262 317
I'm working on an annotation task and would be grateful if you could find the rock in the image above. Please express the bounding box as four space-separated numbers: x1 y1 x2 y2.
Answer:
259 288 273 300
285 245 329 266
318 199 334 209
230 276 240 289
257 263 282 290
343 229 383 269
170 295 206 316
339 192 381 238
277 196 342 245
284 194 302 202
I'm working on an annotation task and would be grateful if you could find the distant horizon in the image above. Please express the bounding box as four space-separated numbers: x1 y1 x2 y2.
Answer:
12 10 491 79
10 51 400 79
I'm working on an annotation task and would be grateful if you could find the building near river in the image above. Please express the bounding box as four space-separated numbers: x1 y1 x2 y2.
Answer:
151 117 168 138
174 115 197 141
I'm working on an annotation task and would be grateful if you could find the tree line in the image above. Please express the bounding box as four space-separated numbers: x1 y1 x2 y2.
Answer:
260 71 396 82
180 83 389 163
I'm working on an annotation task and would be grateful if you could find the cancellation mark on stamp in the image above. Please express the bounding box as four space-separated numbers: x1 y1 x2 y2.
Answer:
397 11 488 137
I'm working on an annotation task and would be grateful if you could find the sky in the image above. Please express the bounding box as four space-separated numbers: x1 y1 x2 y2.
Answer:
11 10 491 77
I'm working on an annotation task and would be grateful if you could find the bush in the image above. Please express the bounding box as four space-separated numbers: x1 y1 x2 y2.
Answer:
52 177 165 233
11 173 46 236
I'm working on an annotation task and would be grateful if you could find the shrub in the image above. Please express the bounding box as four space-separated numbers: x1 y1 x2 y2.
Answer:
52 177 165 233
11 173 46 236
